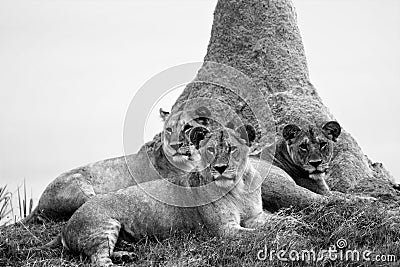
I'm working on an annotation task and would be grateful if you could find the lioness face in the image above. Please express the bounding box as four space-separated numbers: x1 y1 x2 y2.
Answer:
199 126 254 189
160 107 211 171
283 121 341 174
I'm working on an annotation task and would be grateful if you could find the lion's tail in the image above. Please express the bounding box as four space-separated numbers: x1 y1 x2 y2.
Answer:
41 234 62 249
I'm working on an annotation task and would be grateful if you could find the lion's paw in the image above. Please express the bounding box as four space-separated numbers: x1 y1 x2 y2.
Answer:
352 195 377 202
91 255 114 267
111 251 137 264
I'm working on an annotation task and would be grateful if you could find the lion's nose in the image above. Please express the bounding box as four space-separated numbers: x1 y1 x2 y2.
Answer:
214 165 228 174
170 143 183 150
309 160 322 168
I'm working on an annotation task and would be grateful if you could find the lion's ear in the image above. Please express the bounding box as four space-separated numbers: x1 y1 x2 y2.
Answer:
283 124 301 142
237 124 256 147
159 108 170 121
226 121 235 130
322 121 341 142
195 106 211 117
194 106 211 126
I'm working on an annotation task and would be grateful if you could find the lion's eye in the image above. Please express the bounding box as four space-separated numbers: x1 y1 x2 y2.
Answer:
299 144 308 151
320 142 328 149
230 146 238 153
207 147 215 154
165 127 173 134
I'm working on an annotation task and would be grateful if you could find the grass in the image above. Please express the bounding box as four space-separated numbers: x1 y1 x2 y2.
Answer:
0 186 12 226
17 180 33 221
1 199 400 266
0 181 33 228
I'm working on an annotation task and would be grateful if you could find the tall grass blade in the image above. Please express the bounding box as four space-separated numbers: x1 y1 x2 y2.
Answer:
29 198 33 214
29 188 33 214
14 181 34 220
0 185 12 226
17 186 22 218
24 179 27 218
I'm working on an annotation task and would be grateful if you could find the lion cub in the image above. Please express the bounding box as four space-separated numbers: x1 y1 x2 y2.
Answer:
58 126 270 266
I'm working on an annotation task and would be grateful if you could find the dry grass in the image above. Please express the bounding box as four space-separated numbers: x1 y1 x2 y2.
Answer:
0 181 33 228
1 200 400 266
17 180 33 221
0 186 12 227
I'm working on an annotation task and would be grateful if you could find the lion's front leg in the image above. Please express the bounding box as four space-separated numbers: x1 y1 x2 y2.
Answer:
329 191 377 203
309 173 331 196
242 211 273 229
254 161 327 211
84 219 121 267
200 202 254 238
63 216 121 267
217 222 255 238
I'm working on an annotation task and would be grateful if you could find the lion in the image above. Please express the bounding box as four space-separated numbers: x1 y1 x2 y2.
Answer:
251 121 376 211
256 121 341 196
52 126 270 267
160 116 374 212
23 107 211 223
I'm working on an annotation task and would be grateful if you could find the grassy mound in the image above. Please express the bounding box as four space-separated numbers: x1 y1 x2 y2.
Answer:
1 200 400 266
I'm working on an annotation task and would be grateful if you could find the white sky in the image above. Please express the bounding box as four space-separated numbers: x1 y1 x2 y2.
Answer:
0 0 399 211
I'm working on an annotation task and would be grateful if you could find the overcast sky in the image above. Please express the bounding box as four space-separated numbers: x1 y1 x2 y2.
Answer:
0 0 399 210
